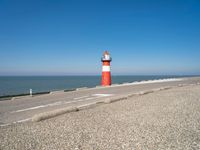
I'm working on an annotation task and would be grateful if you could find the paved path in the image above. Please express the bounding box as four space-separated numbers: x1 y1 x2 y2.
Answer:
0 77 199 125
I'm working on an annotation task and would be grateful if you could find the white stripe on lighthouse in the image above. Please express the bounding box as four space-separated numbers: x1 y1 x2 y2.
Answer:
102 66 110 72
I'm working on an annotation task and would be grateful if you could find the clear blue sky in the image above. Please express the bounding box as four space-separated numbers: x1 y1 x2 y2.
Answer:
0 0 200 75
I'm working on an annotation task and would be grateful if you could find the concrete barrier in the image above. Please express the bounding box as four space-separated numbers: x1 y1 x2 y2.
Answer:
95 101 105 104
104 95 127 104
104 87 174 104
77 102 98 110
126 91 142 96
127 93 134 98
32 102 104 122
132 90 157 96
32 106 78 122
137 91 145 95
142 90 154 95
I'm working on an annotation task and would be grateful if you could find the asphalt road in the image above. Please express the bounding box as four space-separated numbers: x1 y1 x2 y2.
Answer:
0 77 199 126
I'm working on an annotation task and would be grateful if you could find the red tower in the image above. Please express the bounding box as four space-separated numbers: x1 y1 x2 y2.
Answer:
101 51 112 86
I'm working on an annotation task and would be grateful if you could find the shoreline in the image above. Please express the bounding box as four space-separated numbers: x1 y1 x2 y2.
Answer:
0 77 185 100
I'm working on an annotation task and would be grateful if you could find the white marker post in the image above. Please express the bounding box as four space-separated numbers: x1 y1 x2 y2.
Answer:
30 89 32 97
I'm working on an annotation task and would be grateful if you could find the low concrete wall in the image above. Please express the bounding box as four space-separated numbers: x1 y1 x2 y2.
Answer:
32 107 78 122
77 102 98 110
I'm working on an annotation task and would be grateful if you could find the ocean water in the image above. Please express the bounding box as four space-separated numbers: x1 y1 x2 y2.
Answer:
0 75 186 97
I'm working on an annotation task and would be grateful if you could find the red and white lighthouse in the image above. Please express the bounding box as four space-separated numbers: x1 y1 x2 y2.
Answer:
101 51 112 86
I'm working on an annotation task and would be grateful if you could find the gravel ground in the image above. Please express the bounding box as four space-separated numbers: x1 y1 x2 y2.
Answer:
0 85 200 150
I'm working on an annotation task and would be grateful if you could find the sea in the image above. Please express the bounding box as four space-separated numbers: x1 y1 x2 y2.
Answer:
0 75 190 97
